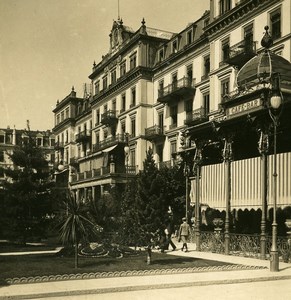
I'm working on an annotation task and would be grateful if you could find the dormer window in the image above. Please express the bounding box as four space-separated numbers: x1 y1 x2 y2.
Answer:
120 60 126 76
102 76 108 90
187 30 193 45
159 49 164 62
219 0 231 15
130 52 137 70
111 68 116 85
0 131 4 144
172 40 178 53
95 80 100 95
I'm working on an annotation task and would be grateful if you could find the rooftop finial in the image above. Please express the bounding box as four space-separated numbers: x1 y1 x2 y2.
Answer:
261 25 273 49
72 86 75 91
141 18 146 26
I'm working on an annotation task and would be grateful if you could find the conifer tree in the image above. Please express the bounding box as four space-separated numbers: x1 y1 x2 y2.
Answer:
1 128 54 242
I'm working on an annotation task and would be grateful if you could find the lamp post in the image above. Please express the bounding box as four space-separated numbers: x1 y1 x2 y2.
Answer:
183 162 190 220
269 75 282 272
124 137 130 189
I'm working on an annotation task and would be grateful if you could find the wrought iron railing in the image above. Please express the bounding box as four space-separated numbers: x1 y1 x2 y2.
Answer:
92 134 127 153
158 77 195 98
228 40 257 59
198 231 291 262
145 125 164 136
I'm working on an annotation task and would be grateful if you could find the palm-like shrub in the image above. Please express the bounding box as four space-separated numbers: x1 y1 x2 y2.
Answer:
58 192 96 268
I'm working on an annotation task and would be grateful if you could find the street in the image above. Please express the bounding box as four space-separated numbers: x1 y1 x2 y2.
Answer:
34 278 291 300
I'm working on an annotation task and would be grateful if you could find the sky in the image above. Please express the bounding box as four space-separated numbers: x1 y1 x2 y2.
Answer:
0 0 209 131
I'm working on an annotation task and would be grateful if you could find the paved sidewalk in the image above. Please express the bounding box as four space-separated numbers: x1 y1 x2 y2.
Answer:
1 242 291 299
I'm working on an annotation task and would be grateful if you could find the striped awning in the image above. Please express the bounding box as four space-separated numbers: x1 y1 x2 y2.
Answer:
190 152 291 211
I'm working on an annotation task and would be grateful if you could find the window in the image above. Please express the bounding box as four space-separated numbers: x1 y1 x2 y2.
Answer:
159 49 164 62
102 76 108 90
186 65 193 83
50 138 55 147
219 0 231 15
95 132 100 145
104 104 107 112
203 93 210 115
203 55 210 79
172 40 178 53
95 81 100 95
111 69 116 84
61 111 64 122
158 80 164 97
0 150 4 162
170 141 177 155
221 79 230 101
0 134 4 144
130 149 136 167
131 87 136 107
270 9 281 40
172 73 178 89
96 109 100 125
121 94 126 112
170 105 178 127
185 99 192 113
103 129 108 139
131 118 136 137
112 99 116 111
65 130 69 143
221 38 230 62
244 24 254 52
65 107 69 119
121 121 126 134
187 30 193 45
56 114 60 125
158 113 164 132
120 61 126 76
130 53 137 70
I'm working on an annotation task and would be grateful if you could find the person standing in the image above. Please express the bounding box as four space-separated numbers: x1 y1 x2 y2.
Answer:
178 217 191 252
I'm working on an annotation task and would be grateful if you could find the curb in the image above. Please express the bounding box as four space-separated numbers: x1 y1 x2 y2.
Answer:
1 274 291 300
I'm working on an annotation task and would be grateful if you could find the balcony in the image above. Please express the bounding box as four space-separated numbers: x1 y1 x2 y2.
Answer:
144 125 165 142
225 40 257 68
69 157 79 168
75 130 91 143
92 133 127 153
184 107 208 125
101 110 118 126
54 142 64 151
158 77 196 103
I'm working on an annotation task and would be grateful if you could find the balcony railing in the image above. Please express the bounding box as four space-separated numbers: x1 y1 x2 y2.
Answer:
225 40 257 67
71 164 138 183
184 107 208 125
54 142 64 150
101 110 118 125
144 125 165 141
75 130 91 143
158 77 196 103
92 133 127 153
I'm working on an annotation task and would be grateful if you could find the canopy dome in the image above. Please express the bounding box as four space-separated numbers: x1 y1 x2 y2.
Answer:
236 26 291 89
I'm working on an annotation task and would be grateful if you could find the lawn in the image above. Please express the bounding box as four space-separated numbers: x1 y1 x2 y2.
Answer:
0 250 236 283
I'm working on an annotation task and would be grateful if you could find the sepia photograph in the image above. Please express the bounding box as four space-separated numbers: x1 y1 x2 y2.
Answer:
0 0 291 299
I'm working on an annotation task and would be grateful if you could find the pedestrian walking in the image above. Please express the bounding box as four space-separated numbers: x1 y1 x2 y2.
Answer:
166 220 176 251
178 217 191 252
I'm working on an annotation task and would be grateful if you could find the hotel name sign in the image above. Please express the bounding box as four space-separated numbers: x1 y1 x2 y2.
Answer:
226 98 263 118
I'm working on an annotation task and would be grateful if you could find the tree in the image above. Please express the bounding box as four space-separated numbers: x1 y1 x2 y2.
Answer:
1 129 54 243
58 192 96 268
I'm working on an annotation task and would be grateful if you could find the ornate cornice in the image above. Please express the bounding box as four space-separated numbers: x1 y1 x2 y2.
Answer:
90 67 153 106
204 0 280 39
